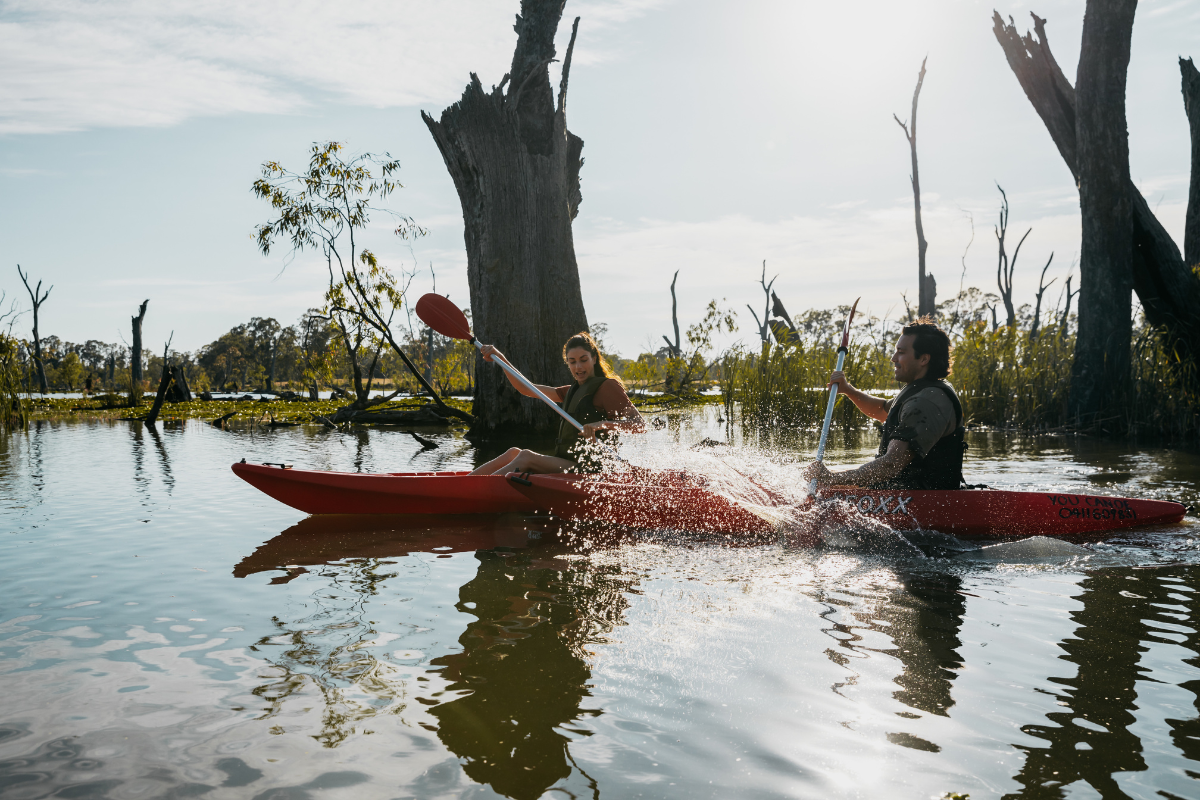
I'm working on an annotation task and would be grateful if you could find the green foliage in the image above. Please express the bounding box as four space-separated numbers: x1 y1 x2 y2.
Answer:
724 339 894 429
253 141 427 405
722 290 1200 442
663 300 737 394
952 321 1073 428
0 333 26 430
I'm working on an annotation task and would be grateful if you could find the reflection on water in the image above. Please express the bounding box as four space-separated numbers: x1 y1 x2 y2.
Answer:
1007 567 1200 799
1 417 1199 798
430 550 631 799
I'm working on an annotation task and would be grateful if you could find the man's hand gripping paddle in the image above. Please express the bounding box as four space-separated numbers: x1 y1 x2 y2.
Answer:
808 298 861 497
414 293 625 463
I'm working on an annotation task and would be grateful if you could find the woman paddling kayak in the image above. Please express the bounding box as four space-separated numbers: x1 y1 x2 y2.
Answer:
470 332 645 476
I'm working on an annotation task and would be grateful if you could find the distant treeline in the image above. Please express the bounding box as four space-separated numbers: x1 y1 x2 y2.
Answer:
6 309 477 397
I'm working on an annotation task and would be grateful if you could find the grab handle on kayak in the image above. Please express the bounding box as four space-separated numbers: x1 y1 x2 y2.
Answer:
507 472 534 487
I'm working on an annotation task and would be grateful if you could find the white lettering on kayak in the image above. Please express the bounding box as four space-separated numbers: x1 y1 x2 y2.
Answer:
827 493 912 515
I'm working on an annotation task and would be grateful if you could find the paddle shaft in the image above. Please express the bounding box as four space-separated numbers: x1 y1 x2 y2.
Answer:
815 346 849 464
474 341 625 462
809 298 859 495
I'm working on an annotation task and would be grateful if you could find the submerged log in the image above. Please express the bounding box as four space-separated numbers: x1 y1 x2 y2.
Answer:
210 411 236 428
143 367 173 426
334 404 454 427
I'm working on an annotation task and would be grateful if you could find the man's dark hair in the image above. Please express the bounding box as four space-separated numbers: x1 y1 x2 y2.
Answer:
901 316 952 379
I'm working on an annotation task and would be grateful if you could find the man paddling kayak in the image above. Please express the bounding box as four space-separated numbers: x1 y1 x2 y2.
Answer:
803 318 965 490
470 332 645 476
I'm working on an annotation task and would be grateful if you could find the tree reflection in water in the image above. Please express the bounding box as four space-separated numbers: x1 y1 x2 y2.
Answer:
1006 566 1200 799
234 514 553 748
234 513 637 799
429 549 635 800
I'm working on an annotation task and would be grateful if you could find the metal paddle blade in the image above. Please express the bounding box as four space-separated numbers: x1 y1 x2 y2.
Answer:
838 297 861 350
415 294 473 341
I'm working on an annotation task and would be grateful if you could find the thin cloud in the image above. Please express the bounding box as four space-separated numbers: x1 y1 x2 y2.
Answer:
1 0 666 135
0 0 515 134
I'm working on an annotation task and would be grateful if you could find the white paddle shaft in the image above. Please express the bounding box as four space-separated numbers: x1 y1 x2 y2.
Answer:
475 341 624 462
809 346 849 496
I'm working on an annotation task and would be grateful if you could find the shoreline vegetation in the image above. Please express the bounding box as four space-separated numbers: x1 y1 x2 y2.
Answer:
5 287 1200 444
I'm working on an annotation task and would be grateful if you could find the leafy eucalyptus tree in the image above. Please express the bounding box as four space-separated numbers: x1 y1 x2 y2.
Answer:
253 142 464 418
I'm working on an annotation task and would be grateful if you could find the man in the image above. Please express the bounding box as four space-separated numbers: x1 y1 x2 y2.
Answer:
803 318 965 490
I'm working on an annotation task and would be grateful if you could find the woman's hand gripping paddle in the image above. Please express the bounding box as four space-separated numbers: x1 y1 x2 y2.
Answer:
808 298 860 497
414 293 625 463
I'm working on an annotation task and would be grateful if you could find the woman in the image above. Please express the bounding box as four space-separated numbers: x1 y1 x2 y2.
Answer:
469 332 645 476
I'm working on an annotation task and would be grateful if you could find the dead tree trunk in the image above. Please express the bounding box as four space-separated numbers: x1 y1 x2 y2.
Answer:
1182 57 1200 266
16 266 51 394
422 2 588 438
663 270 682 355
1070 0 1137 422
994 11 1200 364
131 300 148 392
744 261 776 344
1030 254 1056 340
894 57 935 317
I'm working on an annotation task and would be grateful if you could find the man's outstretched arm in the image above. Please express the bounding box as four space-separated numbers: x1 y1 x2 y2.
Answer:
807 439 913 488
829 371 889 422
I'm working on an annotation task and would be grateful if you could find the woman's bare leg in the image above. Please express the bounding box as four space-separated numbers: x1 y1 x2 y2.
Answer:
470 448 575 476
470 447 521 476
504 450 575 475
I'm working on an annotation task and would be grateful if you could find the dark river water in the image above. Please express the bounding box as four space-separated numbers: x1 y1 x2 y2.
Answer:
2 408 1199 799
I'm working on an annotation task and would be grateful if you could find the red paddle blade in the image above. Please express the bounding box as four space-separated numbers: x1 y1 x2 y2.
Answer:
838 297 861 349
415 293 473 341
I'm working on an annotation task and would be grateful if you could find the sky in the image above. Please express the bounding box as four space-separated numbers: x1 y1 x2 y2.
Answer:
1 0 1197 359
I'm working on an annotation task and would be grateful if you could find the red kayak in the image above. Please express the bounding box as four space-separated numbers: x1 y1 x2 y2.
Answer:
232 462 1186 538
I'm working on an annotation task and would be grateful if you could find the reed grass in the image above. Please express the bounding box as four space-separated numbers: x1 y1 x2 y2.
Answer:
0 334 26 431
722 340 895 430
723 317 1200 443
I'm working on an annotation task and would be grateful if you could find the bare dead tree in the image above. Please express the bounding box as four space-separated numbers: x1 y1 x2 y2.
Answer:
423 3 588 437
994 184 1032 329
131 299 148 392
945 213 975 335
994 9 1200 375
1059 273 1079 342
894 57 935 317
16 266 51 394
744 261 777 344
1029 253 1056 340
1182 56 1200 266
662 269 681 356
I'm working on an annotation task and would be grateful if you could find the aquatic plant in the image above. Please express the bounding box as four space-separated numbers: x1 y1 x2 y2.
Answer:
0 333 27 431
723 339 895 430
724 309 1200 442
951 320 1074 429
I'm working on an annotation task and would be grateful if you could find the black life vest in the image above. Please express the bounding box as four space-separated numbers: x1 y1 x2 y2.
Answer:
552 376 610 460
876 378 966 490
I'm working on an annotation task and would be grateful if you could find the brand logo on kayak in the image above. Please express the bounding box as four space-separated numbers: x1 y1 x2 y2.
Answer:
1046 494 1138 521
827 494 913 515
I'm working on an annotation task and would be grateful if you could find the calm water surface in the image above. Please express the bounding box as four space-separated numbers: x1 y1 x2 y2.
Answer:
2 409 1199 799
